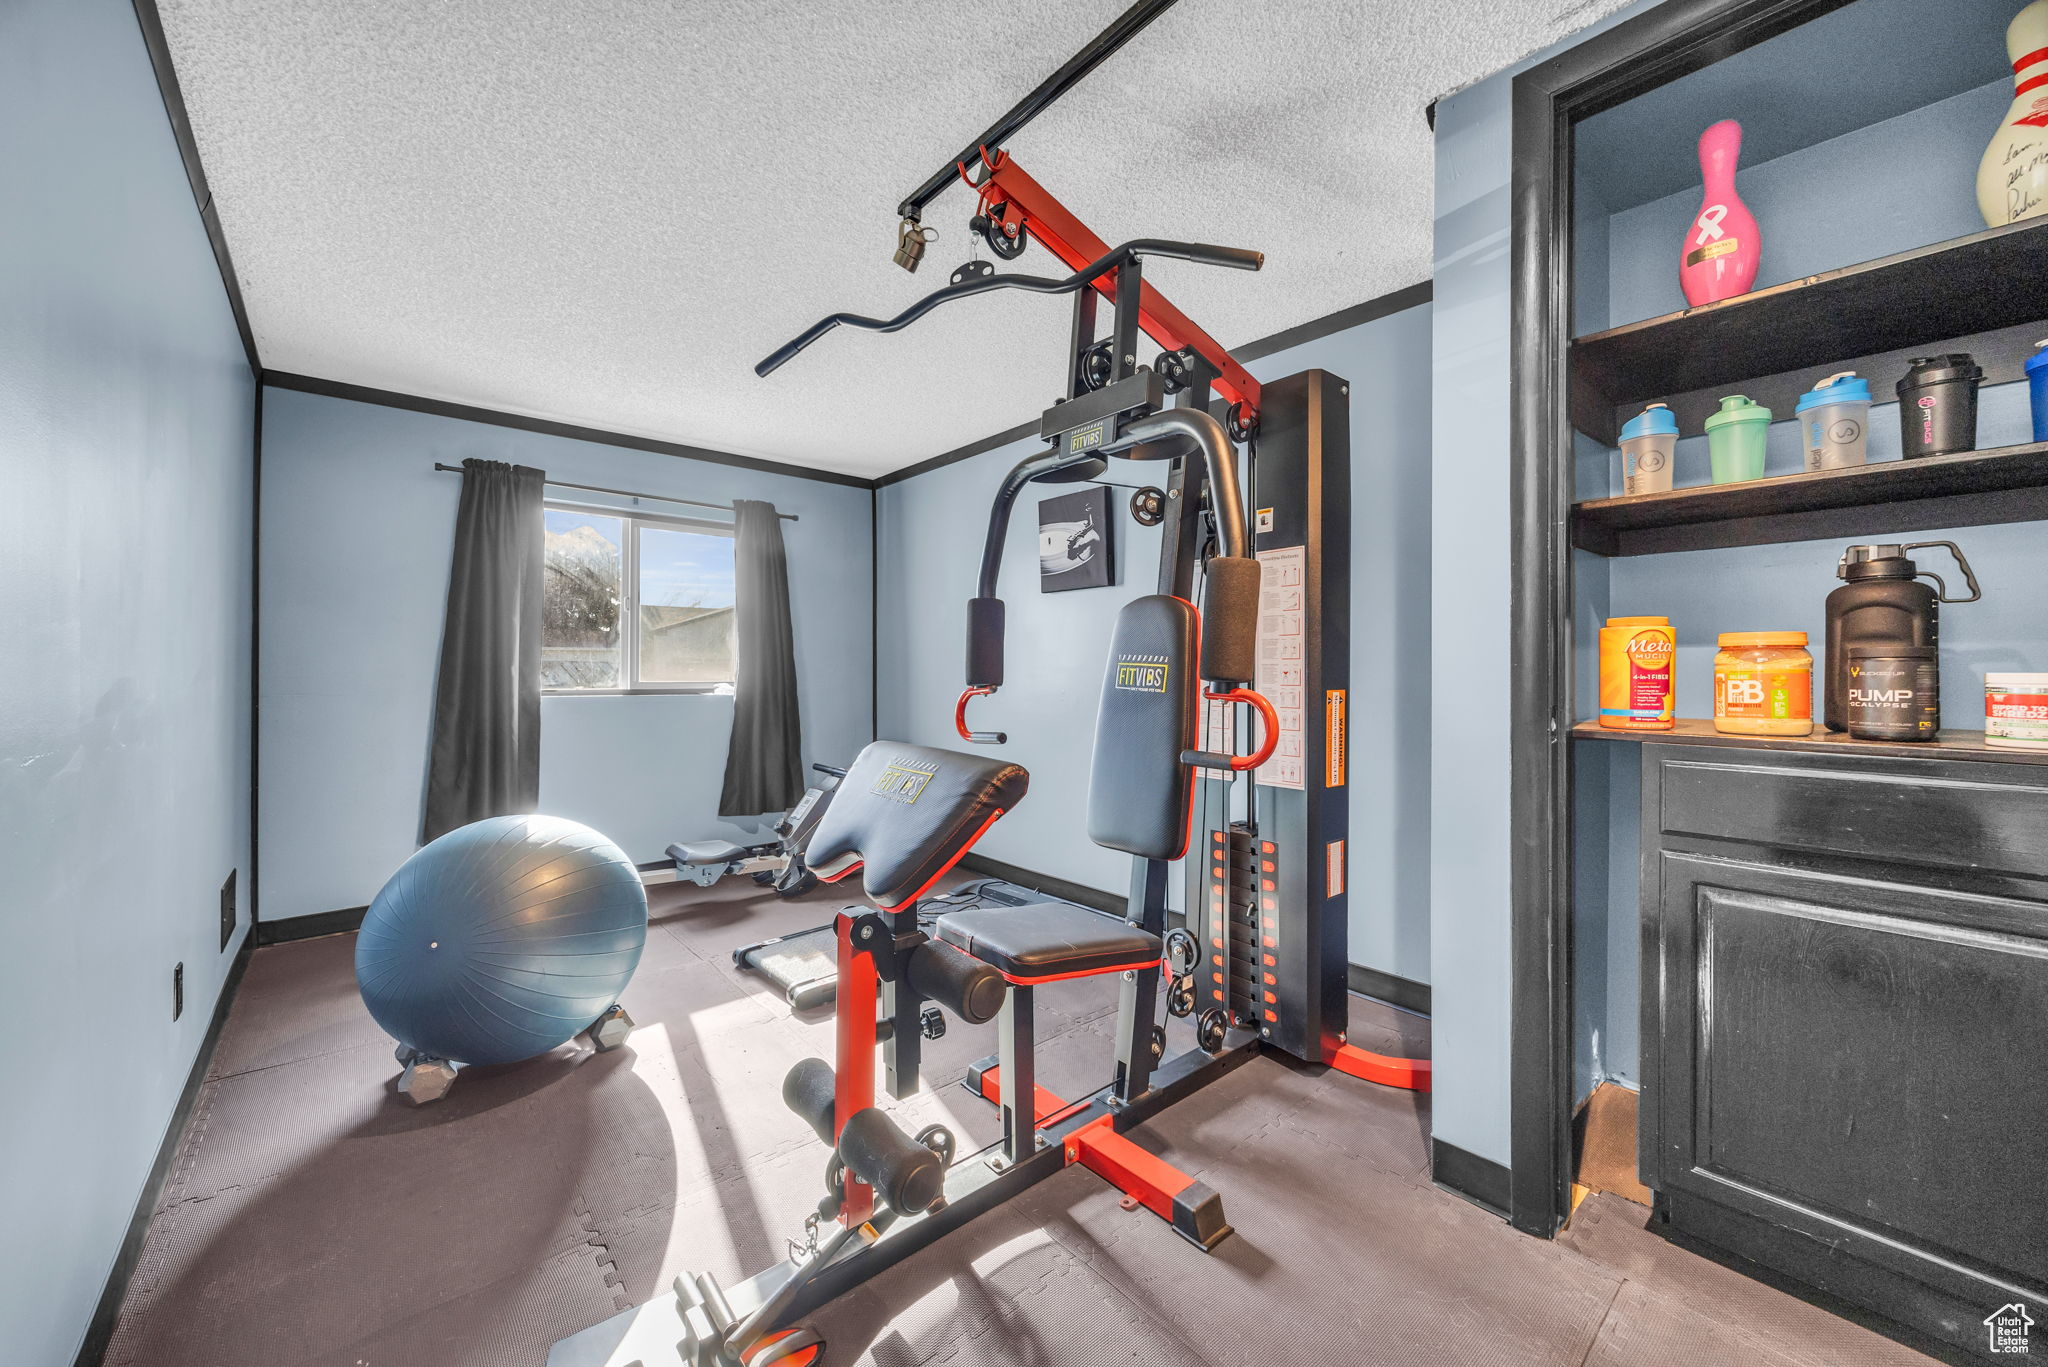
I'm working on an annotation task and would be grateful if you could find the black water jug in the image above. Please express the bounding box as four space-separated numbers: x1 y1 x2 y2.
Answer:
1823 542 1981 732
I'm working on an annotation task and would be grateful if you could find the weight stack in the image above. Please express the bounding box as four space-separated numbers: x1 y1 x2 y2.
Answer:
1200 824 1267 1025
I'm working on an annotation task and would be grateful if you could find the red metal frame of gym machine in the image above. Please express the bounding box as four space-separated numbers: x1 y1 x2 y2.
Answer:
958 148 1263 427
956 151 1426 1103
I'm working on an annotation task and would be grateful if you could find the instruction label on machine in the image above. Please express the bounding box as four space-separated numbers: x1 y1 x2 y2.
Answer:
1253 545 1306 789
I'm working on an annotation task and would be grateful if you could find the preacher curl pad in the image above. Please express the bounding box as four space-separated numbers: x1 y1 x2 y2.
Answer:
805 741 1027 909
1087 595 1198 861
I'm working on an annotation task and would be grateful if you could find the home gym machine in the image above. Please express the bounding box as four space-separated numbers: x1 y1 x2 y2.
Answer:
548 13 1422 1365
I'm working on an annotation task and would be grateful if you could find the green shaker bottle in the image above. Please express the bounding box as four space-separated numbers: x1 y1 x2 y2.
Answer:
1704 394 1771 484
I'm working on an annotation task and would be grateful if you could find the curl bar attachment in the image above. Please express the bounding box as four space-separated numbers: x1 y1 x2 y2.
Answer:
756 238 1262 379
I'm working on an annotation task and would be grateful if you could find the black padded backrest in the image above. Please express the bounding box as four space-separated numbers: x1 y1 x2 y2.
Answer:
1087 595 1197 860
804 741 1029 909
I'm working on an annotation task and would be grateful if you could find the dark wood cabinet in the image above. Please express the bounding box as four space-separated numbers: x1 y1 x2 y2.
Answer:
1638 742 2048 1360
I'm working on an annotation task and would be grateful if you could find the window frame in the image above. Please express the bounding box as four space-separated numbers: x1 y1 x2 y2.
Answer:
541 499 737 697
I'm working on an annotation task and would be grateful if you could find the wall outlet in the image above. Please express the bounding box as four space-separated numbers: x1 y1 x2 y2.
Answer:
220 870 237 951
172 962 184 1021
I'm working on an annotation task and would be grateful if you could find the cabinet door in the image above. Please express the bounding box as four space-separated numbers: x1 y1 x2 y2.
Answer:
1650 852 2048 1316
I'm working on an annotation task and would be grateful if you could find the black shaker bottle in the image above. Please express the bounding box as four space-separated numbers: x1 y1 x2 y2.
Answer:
1823 541 1982 732
1896 354 1982 458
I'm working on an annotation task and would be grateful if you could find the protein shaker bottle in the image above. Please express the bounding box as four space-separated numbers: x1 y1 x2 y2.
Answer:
1704 395 1770 484
2028 340 2048 443
1620 403 1678 495
1896 354 1982 458
1795 372 1870 471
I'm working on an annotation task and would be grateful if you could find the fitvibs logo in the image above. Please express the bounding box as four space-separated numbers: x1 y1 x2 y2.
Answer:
1115 654 1170 693
871 759 938 804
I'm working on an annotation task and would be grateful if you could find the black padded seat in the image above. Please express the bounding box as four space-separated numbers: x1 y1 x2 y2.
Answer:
935 902 1162 983
670 840 751 866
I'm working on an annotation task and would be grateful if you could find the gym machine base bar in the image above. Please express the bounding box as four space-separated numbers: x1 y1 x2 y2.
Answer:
544 1041 1259 1367
1329 1043 1432 1092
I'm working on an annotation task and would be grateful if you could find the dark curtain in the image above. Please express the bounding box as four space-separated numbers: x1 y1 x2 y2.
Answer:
423 458 546 842
719 499 803 817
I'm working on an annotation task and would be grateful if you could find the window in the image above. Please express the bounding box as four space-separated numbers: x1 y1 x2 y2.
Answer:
542 505 736 692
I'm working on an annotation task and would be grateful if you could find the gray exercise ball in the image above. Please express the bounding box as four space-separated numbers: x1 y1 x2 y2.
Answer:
355 815 649 1066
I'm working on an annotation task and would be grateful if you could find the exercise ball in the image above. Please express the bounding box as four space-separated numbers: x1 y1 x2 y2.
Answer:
355 815 648 1066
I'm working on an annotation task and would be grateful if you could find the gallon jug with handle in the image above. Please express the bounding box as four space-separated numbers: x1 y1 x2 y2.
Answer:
1823 542 1982 731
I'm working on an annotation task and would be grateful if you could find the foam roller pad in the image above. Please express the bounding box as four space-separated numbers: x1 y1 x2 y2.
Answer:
838 1107 945 1215
1201 557 1260 684
966 597 1005 689
782 1056 838 1146
908 940 1006 1025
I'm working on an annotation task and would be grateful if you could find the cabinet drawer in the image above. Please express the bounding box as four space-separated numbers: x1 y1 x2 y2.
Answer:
1655 749 2048 881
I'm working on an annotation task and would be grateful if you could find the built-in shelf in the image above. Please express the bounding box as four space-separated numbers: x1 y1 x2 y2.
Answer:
1571 440 2048 555
1570 217 2048 444
1572 717 2048 765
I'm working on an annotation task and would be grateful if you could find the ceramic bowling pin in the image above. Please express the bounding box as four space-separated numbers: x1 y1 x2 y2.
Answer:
1978 0 2048 227
1680 120 1760 307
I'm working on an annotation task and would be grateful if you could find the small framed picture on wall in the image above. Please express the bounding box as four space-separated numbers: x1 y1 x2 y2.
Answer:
1037 486 1116 592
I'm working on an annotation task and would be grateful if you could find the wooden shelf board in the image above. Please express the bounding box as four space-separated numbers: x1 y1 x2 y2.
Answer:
1571 441 2048 556
1572 717 2048 766
1570 218 2048 434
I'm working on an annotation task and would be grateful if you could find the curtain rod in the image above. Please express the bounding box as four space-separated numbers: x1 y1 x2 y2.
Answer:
432 463 798 521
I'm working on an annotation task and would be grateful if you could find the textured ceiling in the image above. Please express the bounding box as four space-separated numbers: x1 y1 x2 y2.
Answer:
157 0 1635 477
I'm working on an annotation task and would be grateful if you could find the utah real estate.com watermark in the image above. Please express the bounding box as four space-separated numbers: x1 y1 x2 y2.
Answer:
1987 1303 2034 1355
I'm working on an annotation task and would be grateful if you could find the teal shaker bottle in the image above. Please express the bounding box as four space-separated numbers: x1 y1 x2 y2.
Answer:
1704 394 1771 484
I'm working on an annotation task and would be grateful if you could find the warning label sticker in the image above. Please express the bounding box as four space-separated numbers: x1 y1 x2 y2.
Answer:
1325 689 1347 788
1327 840 1346 898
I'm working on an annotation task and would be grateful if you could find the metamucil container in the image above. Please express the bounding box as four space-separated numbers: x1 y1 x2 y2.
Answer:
1599 616 1676 731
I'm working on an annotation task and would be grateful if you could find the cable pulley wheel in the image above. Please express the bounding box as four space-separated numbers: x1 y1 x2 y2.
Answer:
1155 351 1189 393
972 212 1027 260
1166 976 1195 1019
1226 400 1257 443
1195 1008 1228 1055
1129 486 1167 527
914 1122 956 1169
1080 342 1115 392
1150 1024 1167 1061
1164 927 1199 977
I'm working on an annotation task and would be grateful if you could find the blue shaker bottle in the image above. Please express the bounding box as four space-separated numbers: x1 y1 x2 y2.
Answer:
2029 340 2048 443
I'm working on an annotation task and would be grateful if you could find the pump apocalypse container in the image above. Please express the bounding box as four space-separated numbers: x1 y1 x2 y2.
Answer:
1599 616 1676 731
1846 646 1939 742
1985 672 2048 748
1713 632 1813 735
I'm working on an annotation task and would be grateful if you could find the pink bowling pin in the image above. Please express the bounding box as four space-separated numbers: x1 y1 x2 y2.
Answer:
1680 119 1760 306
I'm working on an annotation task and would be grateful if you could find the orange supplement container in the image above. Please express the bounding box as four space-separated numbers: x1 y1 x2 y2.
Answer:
1713 631 1813 735
1598 616 1676 731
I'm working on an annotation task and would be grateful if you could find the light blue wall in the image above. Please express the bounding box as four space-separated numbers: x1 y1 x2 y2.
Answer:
258 388 873 919
875 302 1435 984
1426 0 1661 1168
0 1 256 1362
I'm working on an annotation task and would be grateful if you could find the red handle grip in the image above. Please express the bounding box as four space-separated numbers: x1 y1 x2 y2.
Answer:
955 687 1006 745
1204 687 1278 770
